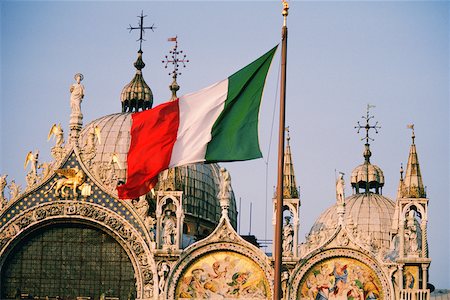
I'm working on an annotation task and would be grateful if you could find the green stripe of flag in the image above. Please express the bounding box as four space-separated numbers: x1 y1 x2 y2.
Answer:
205 45 278 162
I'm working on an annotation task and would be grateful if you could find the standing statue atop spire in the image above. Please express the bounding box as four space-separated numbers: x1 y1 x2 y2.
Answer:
70 73 85 116
336 172 345 205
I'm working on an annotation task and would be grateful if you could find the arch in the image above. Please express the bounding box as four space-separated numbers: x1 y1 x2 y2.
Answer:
0 201 157 300
166 218 274 299
289 248 393 299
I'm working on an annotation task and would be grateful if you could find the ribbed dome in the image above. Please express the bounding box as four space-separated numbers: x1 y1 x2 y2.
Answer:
121 51 153 112
309 193 395 251
351 163 385 187
350 144 385 194
78 113 237 226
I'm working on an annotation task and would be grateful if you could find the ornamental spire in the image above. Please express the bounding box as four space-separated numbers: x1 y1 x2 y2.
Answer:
401 124 426 198
162 36 189 101
351 105 384 194
121 11 155 112
283 127 299 199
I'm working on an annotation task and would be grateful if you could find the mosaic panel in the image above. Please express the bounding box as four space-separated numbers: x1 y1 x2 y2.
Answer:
175 251 270 299
299 257 383 300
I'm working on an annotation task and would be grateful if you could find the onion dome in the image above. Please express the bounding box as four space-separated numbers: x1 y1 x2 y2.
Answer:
399 126 426 198
283 129 299 199
78 114 237 232
121 50 153 112
351 143 385 194
308 192 395 251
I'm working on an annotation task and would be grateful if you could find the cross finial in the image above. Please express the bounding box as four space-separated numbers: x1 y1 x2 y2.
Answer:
355 104 381 145
127 11 156 52
162 36 189 80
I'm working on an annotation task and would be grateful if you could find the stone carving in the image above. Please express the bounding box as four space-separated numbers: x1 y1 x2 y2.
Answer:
144 216 157 242
80 125 101 165
281 269 290 299
48 123 65 148
8 180 21 200
48 123 66 162
282 216 294 256
158 261 170 295
24 150 39 186
70 73 85 117
0 174 7 209
162 210 176 247
218 167 231 200
134 196 149 219
45 167 86 198
336 172 345 206
405 210 419 255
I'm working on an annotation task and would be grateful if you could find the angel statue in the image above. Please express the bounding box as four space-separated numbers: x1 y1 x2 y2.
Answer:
24 150 39 178
45 167 86 198
70 73 85 116
48 123 65 148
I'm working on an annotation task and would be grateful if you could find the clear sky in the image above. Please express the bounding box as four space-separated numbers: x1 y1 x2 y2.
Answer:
1 1 449 288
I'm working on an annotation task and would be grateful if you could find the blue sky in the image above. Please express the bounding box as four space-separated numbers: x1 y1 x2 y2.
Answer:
1 1 449 287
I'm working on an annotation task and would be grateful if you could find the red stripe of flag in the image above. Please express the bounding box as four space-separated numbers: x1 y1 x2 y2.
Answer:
117 99 180 199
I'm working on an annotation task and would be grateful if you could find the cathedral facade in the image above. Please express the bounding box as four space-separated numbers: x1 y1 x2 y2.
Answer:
0 32 433 300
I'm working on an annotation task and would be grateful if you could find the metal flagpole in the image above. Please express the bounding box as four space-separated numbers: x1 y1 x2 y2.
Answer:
274 1 289 299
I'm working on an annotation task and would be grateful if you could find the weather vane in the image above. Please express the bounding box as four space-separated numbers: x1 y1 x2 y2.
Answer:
162 36 189 80
127 11 156 52
355 104 381 144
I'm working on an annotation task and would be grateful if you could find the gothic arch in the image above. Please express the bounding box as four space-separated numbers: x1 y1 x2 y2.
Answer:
289 248 393 299
0 201 157 300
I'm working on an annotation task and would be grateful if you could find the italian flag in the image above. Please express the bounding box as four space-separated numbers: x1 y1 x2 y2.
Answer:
117 46 278 199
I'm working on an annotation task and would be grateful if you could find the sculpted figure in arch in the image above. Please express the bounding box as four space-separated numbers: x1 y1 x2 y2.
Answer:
162 210 176 246
282 216 294 255
70 73 85 116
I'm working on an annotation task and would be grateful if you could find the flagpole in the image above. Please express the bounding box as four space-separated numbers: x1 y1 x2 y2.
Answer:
274 1 289 299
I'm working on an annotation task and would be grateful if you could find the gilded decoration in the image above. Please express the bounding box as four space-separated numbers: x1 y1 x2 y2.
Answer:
298 257 383 299
175 251 270 299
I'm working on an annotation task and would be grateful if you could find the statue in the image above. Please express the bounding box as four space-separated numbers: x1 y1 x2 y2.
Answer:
70 73 85 116
219 167 231 199
162 210 176 246
134 195 149 219
24 150 39 179
0 174 7 200
45 167 86 198
406 210 419 254
0 175 7 209
282 216 294 255
336 172 345 205
158 262 170 294
9 180 21 200
48 123 65 148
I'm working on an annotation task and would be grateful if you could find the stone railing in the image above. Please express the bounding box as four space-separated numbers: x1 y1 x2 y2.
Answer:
400 289 430 300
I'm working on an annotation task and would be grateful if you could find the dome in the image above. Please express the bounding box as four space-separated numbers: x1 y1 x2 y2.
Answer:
78 113 237 227
309 193 395 251
350 144 385 194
